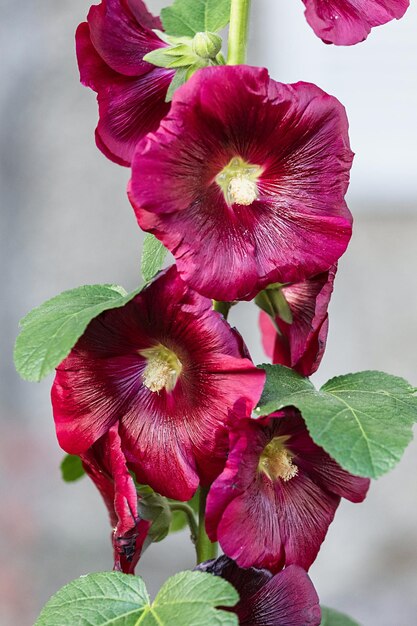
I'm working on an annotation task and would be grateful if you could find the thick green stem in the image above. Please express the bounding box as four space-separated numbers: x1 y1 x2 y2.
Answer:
169 503 198 545
227 0 252 65
196 487 218 564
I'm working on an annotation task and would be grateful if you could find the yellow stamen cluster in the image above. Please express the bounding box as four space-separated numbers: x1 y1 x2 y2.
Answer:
216 156 263 207
258 435 298 482
140 344 182 393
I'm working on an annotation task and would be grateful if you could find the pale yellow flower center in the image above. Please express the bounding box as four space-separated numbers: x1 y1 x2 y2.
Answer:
140 345 182 393
215 156 263 207
258 435 298 482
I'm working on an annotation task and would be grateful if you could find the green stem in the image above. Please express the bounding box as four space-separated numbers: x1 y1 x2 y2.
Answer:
227 0 252 65
169 503 198 545
213 300 232 319
196 487 218 564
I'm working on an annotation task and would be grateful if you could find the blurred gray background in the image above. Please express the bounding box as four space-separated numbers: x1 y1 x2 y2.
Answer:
1 0 416 624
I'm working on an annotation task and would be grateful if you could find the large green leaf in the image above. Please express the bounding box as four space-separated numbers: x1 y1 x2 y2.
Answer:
14 284 141 382
161 0 232 37
35 571 238 625
256 365 417 478
141 234 168 283
320 606 361 625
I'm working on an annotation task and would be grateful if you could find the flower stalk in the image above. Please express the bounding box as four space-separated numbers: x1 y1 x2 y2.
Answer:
196 487 218 564
227 0 252 65
169 502 199 545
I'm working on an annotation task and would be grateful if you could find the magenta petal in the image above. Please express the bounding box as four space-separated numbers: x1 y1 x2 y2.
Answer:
207 410 369 571
259 266 336 376
87 0 164 76
76 0 172 165
81 423 151 574
303 0 409 45
95 68 173 167
52 267 264 501
197 557 321 626
130 66 353 301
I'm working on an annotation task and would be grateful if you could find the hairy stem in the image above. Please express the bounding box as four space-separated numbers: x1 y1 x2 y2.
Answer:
196 487 218 564
227 0 252 65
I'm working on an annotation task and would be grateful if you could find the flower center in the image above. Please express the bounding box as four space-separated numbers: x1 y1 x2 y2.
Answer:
215 157 263 206
140 345 182 393
258 435 298 482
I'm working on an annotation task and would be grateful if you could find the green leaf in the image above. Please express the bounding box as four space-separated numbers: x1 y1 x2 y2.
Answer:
256 365 417 478
14 284 141 382
161 0 232 37
141 234 168 282
320 606 361 626
35 571 238 626
60 454 85 483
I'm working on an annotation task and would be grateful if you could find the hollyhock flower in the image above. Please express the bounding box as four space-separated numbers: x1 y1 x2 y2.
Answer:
206 410 369 572
197 556 321 626
80 423 151 573
76 0 174 166
129 65 353 301
52 266 265 502
302 0 409 46
259 266 336 376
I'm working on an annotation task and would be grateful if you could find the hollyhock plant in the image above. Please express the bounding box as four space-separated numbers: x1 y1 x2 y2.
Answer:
197 556 321 625
129 65 354 301
51 266 265 502
258 265 336 376
206 409 370 572
80 423 151 574
302 0 409 46
76 0 174 166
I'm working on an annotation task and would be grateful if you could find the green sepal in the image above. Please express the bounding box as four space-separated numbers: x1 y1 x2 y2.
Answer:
255 286 293 325
135 485 173 543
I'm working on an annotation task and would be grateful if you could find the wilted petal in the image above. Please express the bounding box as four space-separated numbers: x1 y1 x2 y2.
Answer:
197 556 321 626
81 423 151 573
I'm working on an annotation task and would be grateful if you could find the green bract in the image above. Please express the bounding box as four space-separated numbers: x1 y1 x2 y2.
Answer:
256 365 417 479
320 606 361 626
35 571 239 626
161 0 232 37
14 284 141 382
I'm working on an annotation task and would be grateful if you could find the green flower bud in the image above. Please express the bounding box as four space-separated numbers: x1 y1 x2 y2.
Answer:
192 32 222 60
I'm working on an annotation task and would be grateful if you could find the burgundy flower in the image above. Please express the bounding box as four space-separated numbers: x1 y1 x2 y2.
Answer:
206 410 369 572
76 0 173 166
259 266 336 376
52 266 265 502
80 423 151 574
129 65 353 301
197 556 321 626
302 0 409 45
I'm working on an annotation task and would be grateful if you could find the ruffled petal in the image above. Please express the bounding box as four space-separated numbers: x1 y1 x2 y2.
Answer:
130 66 353 301
52 267 264 502
303 0 409 45
87 0 164 76
259 266 336 376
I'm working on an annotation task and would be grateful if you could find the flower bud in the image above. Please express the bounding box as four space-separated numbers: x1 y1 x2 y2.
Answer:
192 32 222 60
